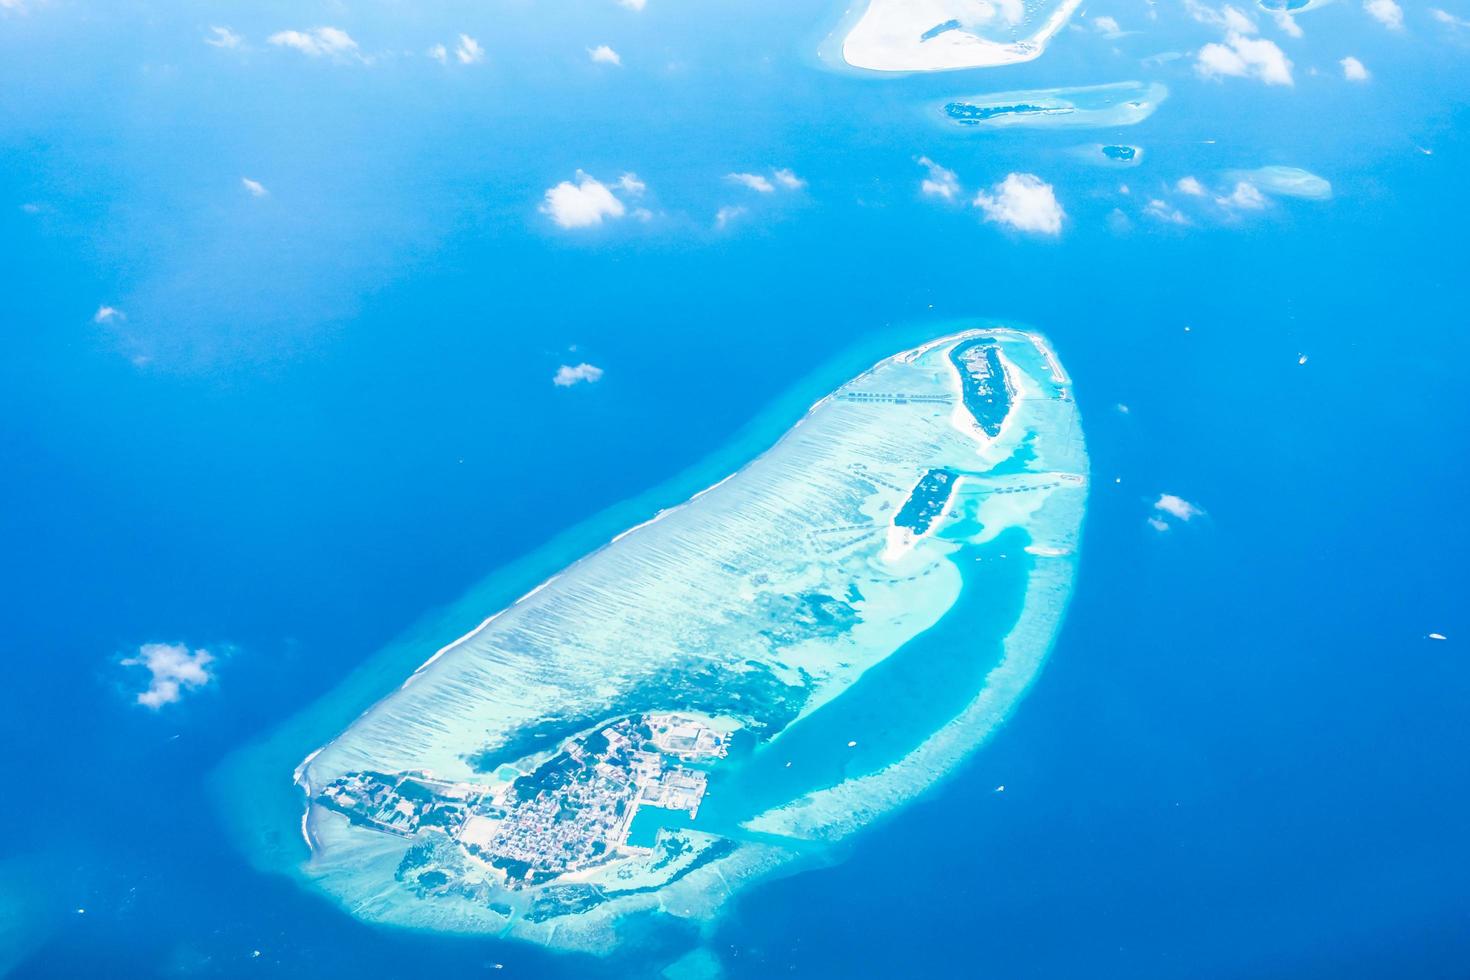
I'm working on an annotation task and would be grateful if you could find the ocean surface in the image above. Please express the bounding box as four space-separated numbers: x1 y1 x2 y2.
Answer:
2 0 1468 976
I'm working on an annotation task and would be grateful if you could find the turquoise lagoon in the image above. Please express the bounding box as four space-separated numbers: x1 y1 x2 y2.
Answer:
215 326 1088 954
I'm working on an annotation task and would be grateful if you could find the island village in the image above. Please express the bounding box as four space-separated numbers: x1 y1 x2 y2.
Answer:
316 713 730 889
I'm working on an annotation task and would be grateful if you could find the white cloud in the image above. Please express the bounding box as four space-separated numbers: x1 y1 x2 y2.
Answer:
1177 176 1206 196
772 168 806 190
1154 493 1205 521
540 171 628 229
1093 15 1123 37
1222 4 1258 33
1432 7 1470 27
973 173 1065 235
553 362 604 387
1147 516 1171 532
616 172 646 196
1272 9 1303 36
1364 0 1404 28
428 44 448 64
1186 0 1259 33
456 34 484 64
727 172 775 193
1340 55 1370 80
917 156 960 200
714 204 747 229
205 26 243 49
93 305 124 324
724 168 805 193
241 177 268 198
1216 181 1267 209
619 0 647 8
268 27 361 60
1144 199 1190 224
121 642 216 709
1196 32 1293 85
589 44 622 66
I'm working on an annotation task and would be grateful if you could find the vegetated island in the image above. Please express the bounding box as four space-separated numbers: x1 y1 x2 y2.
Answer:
288 328 1088 953
941 81 1168 129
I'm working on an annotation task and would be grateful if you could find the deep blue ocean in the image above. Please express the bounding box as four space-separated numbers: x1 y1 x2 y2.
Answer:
3 0 1468 976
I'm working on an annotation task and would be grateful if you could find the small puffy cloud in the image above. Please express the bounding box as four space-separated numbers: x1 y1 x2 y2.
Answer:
456 34 484 64
1272 10 1303 37
589 44 622 66
1177 176 1206 196
1340 55 1370 80
1222 4 1258 32
1155 493 1205 521
616 172 646 196
727 172 775 193
121 642 216 709
540 171 628 229
1216 181 1267 209
205 26 243 49
1364 0 1404 28
553 362 604 387
973 173 1065 235
428 43 448 64
1196 32 1293 85
725 168 806 193
1093 15 1124 36
1186 0 1259 33
241 177 268 197
714 204 747 229
772 168 806 190
1433 8 1470 27
268 27 361 60
94 305 124 324
1144 199 1190 224
917 156 960 200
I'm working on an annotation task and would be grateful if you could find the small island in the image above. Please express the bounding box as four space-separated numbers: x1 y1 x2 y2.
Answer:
941 82 1168 130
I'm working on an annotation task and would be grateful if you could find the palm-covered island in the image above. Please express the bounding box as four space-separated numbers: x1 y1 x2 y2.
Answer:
291 328 1088 951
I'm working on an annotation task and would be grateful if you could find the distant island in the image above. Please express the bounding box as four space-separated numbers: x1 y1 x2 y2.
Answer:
284 328 1088 952
941 82 1169 130
837 0 1085 72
